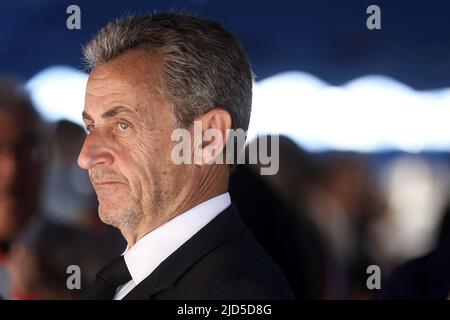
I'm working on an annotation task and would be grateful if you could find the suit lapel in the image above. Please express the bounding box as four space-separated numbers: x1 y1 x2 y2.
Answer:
122 203 246 299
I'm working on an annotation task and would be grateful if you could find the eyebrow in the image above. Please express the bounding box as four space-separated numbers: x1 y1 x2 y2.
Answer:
82 111 92 121
82 106 136 121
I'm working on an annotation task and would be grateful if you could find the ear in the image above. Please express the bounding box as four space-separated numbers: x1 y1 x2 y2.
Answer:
194 108 232 165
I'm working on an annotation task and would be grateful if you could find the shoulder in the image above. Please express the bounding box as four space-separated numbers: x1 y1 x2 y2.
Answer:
158 229 294 299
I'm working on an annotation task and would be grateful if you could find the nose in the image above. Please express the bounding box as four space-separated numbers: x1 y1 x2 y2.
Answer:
78 132 113 170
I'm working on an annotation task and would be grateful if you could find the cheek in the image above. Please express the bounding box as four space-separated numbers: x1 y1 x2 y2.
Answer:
125 119 177 186
123 141 159 193
135 129 174 165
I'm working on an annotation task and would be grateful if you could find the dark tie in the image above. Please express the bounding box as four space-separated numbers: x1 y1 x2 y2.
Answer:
87 255 132 300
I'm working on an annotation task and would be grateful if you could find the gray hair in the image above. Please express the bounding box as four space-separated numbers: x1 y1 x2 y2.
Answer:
83 12 253 132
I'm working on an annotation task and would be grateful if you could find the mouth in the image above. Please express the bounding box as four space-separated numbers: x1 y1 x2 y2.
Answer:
93 181 123 187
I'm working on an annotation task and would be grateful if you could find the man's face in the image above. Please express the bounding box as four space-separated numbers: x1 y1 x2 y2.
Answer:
78 49 186 233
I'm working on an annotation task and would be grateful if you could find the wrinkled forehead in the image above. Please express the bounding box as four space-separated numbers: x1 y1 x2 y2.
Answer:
85 49 166 108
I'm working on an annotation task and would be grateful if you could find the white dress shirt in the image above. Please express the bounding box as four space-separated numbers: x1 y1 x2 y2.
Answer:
113 192 231 300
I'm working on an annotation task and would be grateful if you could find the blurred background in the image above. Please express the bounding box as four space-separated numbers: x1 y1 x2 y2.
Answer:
0 0 449 299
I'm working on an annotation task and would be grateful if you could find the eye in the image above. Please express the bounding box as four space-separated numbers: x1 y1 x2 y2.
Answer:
85 124 94 133
118 122 129 131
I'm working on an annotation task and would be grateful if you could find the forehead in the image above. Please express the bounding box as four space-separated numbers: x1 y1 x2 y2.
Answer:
85 49 166 113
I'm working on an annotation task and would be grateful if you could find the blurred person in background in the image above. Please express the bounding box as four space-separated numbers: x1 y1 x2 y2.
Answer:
230 135 327 299
0 78 45 298
6 219 122 299
305 154 385 299
232 138 385 299
378 202 450 299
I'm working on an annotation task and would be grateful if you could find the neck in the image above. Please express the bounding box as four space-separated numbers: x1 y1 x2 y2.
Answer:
122 165 229 247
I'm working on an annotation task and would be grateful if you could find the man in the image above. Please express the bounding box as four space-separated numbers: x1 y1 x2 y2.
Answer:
0 79 44 298
79 12 293 300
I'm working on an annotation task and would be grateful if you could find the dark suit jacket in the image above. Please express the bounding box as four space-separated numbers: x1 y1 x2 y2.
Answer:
122 204 294 300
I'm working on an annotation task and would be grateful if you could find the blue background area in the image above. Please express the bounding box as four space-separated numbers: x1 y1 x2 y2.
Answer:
1 0 449 89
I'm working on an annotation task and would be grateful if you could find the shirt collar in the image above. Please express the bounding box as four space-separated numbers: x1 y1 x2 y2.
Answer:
123 192 231 285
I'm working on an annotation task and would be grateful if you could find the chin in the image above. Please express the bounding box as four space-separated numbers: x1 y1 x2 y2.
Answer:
97 199 142 230
98 204 120 228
